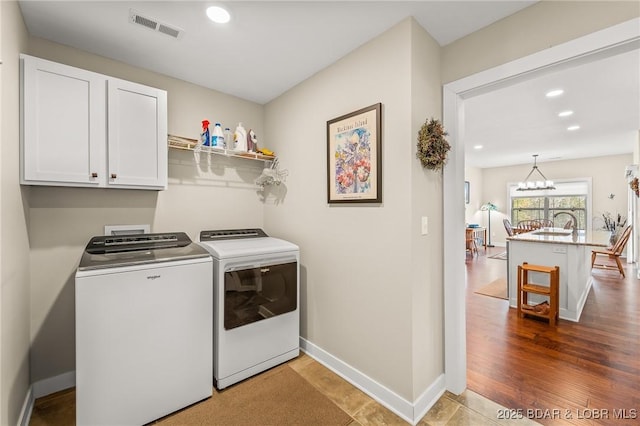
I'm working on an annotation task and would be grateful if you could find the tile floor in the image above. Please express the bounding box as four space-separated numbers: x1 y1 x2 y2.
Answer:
30 352 540 425
289 354 540 425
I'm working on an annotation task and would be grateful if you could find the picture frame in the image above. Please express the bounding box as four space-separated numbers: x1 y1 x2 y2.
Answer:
327 103 382 204
465 181 470 204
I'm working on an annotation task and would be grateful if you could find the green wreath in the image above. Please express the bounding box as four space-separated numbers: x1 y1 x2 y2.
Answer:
416 118 450 171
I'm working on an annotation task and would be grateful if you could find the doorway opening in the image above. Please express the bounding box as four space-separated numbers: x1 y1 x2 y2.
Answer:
442 18 640 394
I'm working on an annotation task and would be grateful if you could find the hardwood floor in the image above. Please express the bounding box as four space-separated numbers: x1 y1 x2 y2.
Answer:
466 247 640 425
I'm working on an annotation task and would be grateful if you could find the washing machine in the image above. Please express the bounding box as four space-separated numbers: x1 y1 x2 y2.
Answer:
75 232 213 425
198 228 300 389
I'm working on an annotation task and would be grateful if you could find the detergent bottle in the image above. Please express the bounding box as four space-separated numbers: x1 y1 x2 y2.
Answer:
234 122 248 152
211 122 224 149
201 120 211 147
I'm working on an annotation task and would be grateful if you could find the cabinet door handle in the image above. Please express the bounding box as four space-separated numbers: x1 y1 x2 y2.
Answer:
110 173 117 179
91 172 98 178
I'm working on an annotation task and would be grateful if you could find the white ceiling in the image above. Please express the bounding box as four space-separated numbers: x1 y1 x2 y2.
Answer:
464 47 640 169
17 1 639 168
18 0 536 104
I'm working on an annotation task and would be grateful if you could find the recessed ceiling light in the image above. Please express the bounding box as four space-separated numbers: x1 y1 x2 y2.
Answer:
206 6 231 23
567 125 580 131
558 110 573 117
546 89 564 98
473 145 483 150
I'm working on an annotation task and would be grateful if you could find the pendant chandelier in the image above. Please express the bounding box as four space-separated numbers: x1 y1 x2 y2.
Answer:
517 154 555 191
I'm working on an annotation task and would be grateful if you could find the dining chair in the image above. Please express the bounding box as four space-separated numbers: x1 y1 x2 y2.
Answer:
591 225 632 278
503 218 514 236
517 220 543 232
535 219 554 228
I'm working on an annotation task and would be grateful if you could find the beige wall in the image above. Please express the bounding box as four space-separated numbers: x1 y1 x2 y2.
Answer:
442 1 640 83
1 1 30 425
409 20 444 398
25 38 266 383
264 18 444 401
482 154 632 246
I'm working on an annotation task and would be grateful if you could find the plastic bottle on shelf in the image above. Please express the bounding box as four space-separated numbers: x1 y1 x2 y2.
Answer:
234 122 248 152
211 122 224 149
224 127 233 150
201 120 211 147
247 129 258 152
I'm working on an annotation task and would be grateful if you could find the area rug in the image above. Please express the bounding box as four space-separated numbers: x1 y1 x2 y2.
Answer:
158 364 353 425
474 277 508 300
488 251 508 260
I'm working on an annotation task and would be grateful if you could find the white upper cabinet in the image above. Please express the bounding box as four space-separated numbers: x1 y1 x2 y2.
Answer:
20 54 168 190
21 55 105 186
107 78 167 189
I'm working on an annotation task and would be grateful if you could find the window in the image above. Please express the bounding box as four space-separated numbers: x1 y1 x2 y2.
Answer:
510 180 590 230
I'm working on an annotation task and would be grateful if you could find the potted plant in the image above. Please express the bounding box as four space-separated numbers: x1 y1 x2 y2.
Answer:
603 212 626 246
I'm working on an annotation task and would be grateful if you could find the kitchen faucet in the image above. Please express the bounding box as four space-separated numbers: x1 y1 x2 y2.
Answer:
553 211 578 238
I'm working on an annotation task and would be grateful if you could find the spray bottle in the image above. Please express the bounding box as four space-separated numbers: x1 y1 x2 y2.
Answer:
201 120 211 147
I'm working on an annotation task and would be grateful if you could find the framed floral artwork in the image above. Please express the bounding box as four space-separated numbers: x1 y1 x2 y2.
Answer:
327 103 382 204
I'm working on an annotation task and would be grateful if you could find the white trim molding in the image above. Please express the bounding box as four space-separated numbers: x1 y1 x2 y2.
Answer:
32 370 76 398
300 337 445 425
19 371 76 425
18 387 34 426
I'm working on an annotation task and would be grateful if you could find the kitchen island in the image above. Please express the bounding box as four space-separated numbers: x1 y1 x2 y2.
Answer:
507 228 610 322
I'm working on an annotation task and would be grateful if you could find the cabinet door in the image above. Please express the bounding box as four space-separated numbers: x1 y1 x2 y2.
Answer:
21 55 105 186
107 78 167 189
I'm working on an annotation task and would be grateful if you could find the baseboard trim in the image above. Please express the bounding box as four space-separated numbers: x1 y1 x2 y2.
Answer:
18 371 76 426
575 276 593 322
21 345 448 425
300 337 445 425
413 374 446 424
18 386 34 426
32 370 76 398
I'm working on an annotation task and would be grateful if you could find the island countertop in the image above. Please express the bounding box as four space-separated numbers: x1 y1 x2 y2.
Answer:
507 228 610 247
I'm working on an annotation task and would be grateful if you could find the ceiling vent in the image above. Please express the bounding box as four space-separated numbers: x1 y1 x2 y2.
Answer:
129 9 184 40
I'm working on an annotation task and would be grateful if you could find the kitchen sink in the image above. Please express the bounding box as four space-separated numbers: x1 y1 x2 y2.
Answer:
532 229 572 236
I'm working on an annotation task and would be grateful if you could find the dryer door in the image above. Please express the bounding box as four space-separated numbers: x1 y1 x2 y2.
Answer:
224 261 297 330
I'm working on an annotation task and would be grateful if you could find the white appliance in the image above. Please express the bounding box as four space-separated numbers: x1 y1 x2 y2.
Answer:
198 229 300 389
75 232 213 425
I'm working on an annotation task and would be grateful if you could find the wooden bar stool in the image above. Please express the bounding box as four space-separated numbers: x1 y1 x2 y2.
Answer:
517 262 559 326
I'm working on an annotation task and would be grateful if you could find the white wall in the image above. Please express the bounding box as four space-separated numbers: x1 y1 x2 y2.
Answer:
25 37 266 384
1 1 30 425
482 154 632 246
464 166 483 225
264 17 443 403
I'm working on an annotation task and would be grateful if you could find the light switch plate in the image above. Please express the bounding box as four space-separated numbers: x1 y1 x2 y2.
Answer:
421 217 428 235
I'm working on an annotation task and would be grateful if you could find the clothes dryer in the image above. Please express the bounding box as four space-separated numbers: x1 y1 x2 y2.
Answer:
198 229 299 389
